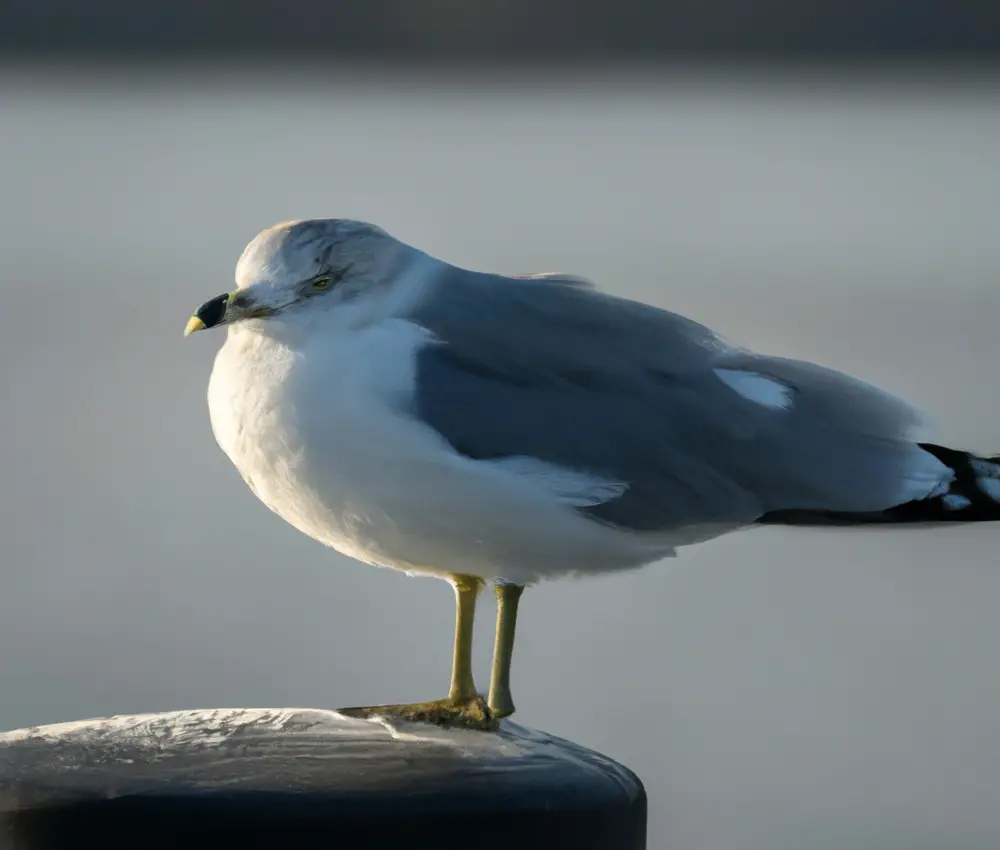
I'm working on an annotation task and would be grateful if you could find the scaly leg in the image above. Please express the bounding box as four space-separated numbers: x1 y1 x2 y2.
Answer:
448 574 482 701
339 573 495 730
487 582 524 718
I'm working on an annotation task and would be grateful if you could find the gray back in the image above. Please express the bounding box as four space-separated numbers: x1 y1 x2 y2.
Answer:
407 264 928 531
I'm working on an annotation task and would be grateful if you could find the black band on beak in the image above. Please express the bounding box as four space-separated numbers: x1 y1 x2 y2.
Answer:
195 293 230 329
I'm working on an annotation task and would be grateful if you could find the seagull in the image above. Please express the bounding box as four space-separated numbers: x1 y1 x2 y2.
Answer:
185 218 1000 730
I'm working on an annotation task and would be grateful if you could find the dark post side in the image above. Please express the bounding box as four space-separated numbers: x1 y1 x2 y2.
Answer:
0 708 646 849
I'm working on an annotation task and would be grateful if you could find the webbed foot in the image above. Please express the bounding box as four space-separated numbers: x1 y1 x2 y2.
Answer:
339 695 498 731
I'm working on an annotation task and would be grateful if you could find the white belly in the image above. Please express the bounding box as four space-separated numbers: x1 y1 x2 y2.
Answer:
206 320 676 585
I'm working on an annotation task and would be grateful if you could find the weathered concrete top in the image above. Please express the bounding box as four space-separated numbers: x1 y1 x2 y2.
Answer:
0 708 646 850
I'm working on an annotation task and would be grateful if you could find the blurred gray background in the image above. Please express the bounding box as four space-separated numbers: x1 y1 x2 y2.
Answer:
2 6 1000 849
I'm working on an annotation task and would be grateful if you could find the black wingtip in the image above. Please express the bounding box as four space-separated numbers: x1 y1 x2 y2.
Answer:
757 443 1000 527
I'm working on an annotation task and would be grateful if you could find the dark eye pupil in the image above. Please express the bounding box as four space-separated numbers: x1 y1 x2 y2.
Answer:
231 294 248 308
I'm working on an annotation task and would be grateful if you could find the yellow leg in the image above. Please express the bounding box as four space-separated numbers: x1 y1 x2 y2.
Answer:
487 582 524 718
448 574 483 700
339 573 495 730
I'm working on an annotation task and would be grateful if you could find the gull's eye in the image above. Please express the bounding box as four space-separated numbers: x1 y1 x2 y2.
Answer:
311 275 331 291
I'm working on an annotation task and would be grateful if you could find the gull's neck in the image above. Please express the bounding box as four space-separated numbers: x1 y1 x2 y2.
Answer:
372 245 446 324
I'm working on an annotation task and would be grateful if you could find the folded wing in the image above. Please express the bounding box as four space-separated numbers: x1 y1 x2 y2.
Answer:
408 266 948 533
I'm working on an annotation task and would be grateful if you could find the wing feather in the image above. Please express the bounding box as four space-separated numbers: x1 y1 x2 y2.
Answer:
407 265 944 531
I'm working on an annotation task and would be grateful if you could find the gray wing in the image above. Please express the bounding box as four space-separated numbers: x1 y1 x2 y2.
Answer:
408 265 934 532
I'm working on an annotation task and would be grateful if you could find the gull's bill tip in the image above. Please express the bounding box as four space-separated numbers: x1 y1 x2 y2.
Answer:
184 315 207 337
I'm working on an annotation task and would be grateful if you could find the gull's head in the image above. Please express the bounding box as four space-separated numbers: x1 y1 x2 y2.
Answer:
184 218 421 337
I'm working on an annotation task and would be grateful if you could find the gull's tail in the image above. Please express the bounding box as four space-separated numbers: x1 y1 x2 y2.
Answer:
757 444 1000 526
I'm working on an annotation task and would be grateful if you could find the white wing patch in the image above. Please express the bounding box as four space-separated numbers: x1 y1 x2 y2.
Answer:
899 450 953 503
977 477 1000 502
487 456 628 507
714 369 795 411
970 459 1000 502
970 458 1000 479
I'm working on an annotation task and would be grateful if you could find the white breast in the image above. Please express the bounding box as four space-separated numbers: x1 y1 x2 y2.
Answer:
206 319 677 584
208 318 434 557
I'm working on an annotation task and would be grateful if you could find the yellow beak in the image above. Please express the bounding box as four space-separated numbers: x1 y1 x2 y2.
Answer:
184 291 232 337
184 315 207 337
